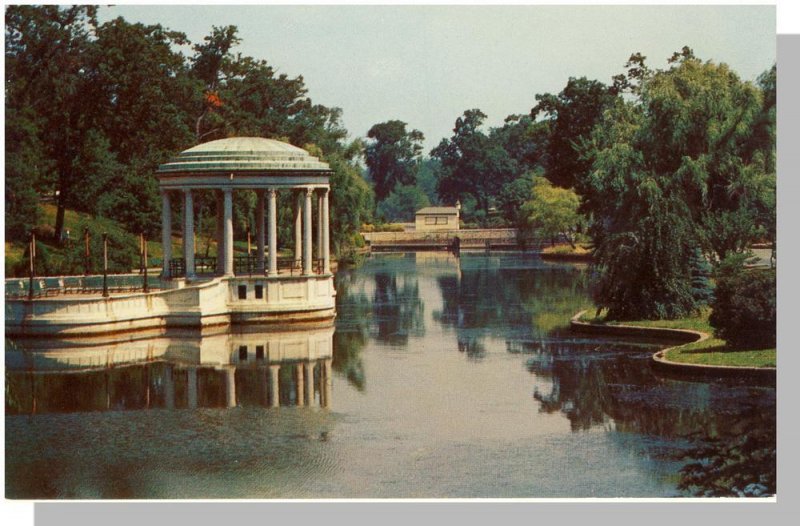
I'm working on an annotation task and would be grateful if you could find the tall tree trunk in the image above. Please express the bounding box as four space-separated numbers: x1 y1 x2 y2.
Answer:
54 185 66 243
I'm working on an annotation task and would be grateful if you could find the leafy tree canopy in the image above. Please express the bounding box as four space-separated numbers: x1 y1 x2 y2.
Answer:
521 176 581 246
365 120 425 202
583 48 775 319
431 109 519 215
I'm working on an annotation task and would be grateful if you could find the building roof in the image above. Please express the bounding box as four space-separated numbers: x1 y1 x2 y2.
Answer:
416 207 459 215
157 137 332 175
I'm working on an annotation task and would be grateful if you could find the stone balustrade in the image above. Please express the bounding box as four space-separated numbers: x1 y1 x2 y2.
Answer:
5 275 336 337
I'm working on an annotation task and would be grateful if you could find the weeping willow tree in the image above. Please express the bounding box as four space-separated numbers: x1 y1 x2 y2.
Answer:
583 48 775 320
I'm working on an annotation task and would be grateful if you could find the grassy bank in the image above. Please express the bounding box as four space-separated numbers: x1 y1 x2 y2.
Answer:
581 308 775 368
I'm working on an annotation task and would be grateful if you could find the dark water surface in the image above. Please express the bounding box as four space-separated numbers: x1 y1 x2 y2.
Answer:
5 252 775 498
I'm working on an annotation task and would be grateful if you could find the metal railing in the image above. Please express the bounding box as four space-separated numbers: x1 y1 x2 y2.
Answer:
168 256 325 278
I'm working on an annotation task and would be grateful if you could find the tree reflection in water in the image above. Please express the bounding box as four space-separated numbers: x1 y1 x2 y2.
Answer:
332 270 369 391
435 260 590 358
677 405 775 497
519 339 776 497
372 272 425 344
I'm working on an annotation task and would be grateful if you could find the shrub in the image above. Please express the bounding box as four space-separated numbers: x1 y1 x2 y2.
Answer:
709 254 775 349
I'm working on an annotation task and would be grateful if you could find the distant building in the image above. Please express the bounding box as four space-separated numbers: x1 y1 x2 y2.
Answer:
415 206 460 232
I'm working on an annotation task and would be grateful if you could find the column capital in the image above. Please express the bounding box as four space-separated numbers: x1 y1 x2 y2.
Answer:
267 188 278 197
305 187 314 197
222 187 233 195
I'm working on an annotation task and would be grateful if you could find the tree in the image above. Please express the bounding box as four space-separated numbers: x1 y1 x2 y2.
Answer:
709 254 775 349
532 77 619 190
490 114 549 175
521 176 581 246
5 106 50 240
431 109 518 215
323 143 375 258
582 50 775 319
376 185 430 223
497 172 536 227
583 97 698 320
3 8 397 260
364 120 425 203
637 52 773 261
5 5 104 241
415 159 441 206
689 247 714 308
190 25 240 142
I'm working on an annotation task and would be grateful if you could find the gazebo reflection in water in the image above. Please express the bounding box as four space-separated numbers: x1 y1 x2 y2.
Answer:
6 325 334 414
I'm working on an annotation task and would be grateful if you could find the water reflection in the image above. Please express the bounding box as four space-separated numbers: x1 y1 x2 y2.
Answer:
434 254 590 363
513 338 776 496
372 272 425 344
5 252 777 498
6 326 334 415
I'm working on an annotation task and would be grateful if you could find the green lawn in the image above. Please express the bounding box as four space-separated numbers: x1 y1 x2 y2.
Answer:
580 308 775 368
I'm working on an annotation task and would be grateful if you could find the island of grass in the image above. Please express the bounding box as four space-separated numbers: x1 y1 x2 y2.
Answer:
579 308 775 369
539 242 592 262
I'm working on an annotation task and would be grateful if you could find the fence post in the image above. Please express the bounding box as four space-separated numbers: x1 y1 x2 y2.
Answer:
84 227 91 276
28 232 35 300
102 232 109 298
139 233 144 274
143 235 149 293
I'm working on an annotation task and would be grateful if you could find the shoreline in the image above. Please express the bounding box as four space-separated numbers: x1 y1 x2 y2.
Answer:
569 310 776 385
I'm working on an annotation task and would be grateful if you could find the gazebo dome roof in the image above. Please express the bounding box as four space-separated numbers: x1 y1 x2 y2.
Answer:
157 137 332 175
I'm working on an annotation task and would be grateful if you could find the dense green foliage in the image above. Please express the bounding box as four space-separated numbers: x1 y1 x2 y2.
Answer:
521 176 581 246
376 185 431 223
5 6 373 260
532 77 618 190
582 49 775 320
364 120 425 202
689 247 714 307
430 109 519 218
709 255 776 349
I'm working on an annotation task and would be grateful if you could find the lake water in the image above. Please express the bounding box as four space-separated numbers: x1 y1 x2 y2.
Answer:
5 252 775 499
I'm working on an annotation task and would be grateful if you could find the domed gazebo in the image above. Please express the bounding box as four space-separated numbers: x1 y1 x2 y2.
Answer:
157 137 332 279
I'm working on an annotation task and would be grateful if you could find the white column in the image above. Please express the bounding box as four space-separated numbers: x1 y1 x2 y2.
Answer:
303 188 313 275
269 365 280 408
304 362 314 406
224 367 236 408
322 188 331 274
223 188 234 276
294 192 302 267
161 190 172 278
256 190 265 273
317 192 324 260
322 358 332 409
268 189 278 275
295 363 305 407
215 191 224 274
183 189 195 278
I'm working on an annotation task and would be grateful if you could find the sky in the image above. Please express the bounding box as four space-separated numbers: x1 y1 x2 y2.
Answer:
97 4 775 152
